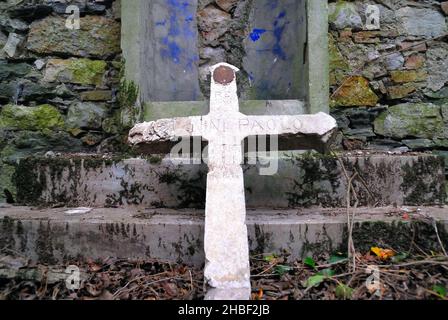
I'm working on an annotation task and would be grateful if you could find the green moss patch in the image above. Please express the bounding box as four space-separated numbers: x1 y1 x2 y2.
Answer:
0 104 64 131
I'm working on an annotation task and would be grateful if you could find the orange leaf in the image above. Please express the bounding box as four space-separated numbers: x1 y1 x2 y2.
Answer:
371 247 395 260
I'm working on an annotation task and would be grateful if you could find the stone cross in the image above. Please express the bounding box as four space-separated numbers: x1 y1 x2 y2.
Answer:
128 62 337 299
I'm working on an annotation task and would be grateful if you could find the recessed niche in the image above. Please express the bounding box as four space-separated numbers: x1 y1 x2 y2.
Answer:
122 0 328 117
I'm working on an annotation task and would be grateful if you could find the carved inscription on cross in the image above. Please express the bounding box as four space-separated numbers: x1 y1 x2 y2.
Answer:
128 62 337 299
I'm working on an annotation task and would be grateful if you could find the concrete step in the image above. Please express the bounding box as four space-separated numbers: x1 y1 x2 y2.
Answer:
1 205 447 266
14 152 446 208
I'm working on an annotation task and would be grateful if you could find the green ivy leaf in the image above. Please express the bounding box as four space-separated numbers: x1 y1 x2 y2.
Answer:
319 269 335 277
391 252 408 263
329 254 347 264
275 265 292 276
335 284 354 300
304 275 326 288
433 285 447 298
304 257 316 269
264 254 277 263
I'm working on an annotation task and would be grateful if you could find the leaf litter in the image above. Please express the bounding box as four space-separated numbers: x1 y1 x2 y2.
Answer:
0 248 446 300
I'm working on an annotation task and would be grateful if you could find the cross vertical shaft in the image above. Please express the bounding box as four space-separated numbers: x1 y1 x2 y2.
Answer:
203 64 251 291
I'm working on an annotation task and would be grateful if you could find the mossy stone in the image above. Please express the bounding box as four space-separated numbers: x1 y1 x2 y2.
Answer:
0 62 31 81
27 16 120 59
390 70 428 83
0 104 64 131
80 90 112 101
387 83 417 99
69 59 107 86
374 103 446 139
66 102 107 130
329 34 349 85
328 1 362 30
331 76 379 107
44 58 106 86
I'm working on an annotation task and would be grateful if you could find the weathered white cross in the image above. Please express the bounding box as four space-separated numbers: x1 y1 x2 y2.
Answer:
128 62 337 299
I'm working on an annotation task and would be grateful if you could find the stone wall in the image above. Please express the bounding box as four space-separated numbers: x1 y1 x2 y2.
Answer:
0 0 125 202
197 0 252 97
1 0 448 203
328 0 448 175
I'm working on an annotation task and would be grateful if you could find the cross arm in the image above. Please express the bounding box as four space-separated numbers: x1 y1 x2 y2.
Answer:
128 116 203 154
241 112 338 153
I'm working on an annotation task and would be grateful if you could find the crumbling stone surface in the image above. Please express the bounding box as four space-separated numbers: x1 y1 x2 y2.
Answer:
197 0 252 97
1 0 448 204
13 153 446 209
27 15 120 59
328 0 448 185
373 103 447 140
0 0 124 202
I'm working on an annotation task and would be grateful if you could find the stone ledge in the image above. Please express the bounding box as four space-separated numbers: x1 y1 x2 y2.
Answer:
14 152 446 208
1 206 447 266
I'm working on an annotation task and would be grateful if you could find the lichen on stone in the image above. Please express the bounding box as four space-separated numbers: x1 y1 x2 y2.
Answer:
331 76 379 107
44 58 106 86
374 103 446 140
69 59 107 86
0 104 64 131
27 15 120 59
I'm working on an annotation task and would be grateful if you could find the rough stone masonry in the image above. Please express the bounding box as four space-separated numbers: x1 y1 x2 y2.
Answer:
128 62 337 299
1 0 448 203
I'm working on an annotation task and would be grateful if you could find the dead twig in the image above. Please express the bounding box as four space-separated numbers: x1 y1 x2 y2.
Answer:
335 152 359 273
424 288 448 300
382 259 448 268
316 258 349 269
432 220 448 257
112 275 148 299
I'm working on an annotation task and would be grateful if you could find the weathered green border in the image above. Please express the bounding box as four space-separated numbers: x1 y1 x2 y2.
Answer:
306 0 330 114
121 0 141 86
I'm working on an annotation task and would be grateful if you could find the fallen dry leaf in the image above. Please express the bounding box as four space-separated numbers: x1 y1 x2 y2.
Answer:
371 247 395 261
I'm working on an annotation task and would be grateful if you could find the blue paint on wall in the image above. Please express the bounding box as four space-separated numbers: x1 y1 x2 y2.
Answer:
277 10 286 19
152 0 202 100
250 28 267 42
267 0 279 10
159 0 197 65
249 9 288 60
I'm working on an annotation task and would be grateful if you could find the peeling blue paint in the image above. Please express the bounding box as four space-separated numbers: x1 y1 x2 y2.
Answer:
277 10 286 19
153 0 202 100
249 10 288 60
244 0 305 100
272 10 287 60
159 0 197 64
248 72 255 82
250 28 267 42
